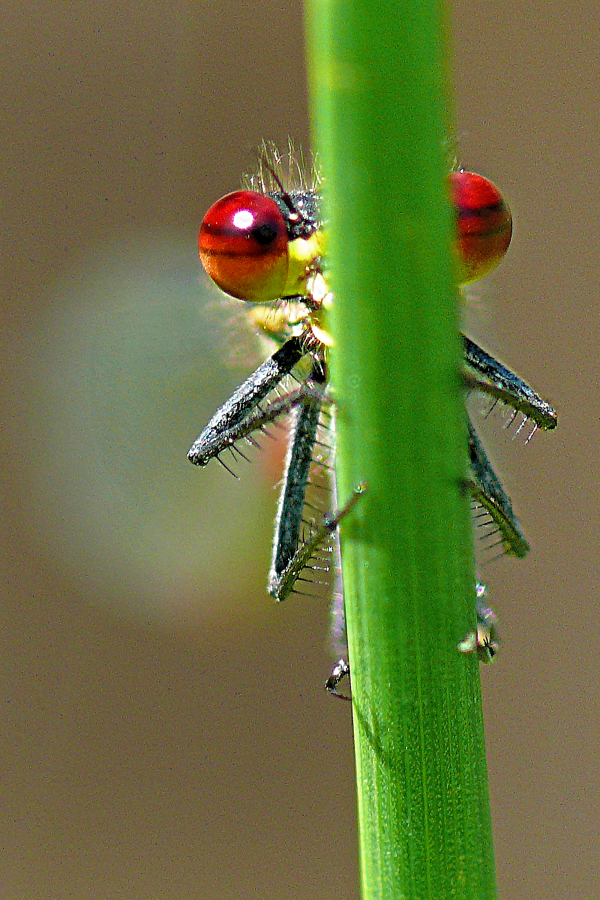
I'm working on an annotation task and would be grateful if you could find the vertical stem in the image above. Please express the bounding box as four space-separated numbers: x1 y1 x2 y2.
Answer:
304 2 497 898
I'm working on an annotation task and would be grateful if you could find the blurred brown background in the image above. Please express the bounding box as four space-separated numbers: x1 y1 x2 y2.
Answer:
1 1 596 897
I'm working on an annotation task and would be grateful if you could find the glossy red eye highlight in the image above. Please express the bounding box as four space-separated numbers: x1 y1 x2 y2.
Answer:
199 191 289 302
449 171 512 285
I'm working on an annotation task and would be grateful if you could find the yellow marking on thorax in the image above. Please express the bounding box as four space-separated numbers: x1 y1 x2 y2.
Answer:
282 230 326 297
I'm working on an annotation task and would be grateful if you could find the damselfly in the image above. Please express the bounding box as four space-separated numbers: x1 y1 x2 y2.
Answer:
189 145 556 693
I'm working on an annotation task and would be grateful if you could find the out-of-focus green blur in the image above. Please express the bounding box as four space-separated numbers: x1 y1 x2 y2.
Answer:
11 228 276 622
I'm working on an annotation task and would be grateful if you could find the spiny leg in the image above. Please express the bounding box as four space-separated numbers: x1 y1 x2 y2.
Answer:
463 335 557 435
187 334 307 466
270 469 367 603
191 345 337 601
268 362 328 598
466 418 530 559
192 380 327 473
267 350 365 601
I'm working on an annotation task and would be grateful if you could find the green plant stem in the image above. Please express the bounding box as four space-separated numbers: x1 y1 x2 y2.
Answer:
304 2 497 898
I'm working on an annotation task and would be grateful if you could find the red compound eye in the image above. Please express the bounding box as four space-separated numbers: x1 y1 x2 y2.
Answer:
449 171 512 285
199 191 289 302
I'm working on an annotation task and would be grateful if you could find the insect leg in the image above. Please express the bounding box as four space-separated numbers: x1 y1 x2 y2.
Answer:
269 447 367 604
268 362 327 600
466 419 530 558
457 582 499 663
325 657 351 701
188 335 306 466
463 335 557 432
324 463 353 700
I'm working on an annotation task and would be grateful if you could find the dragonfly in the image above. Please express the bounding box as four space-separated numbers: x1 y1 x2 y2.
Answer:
189 145 557 695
